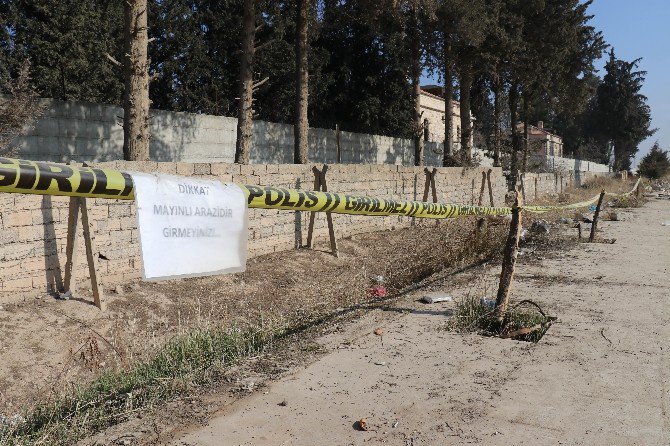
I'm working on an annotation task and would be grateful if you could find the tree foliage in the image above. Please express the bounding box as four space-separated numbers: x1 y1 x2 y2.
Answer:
638 142 669 180
0 0 657 168
590 50 655 171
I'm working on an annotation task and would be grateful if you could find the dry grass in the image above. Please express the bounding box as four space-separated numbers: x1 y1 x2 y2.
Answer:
0 174 642 444
0 218 509 445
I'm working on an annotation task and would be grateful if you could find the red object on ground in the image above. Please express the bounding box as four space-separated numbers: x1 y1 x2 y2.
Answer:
369 285 387 298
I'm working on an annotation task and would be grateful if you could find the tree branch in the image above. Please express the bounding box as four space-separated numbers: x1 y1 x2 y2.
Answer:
252 77 269 90
105 53 122 67
254 39 275 52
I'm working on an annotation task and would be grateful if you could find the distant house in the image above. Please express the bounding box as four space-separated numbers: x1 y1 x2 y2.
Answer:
419 85 473 151
516 121 564 158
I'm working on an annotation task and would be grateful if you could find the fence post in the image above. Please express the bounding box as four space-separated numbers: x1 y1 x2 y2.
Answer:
487 169 494 206
494 192 522 323
589 190 606 242
477 171 486 206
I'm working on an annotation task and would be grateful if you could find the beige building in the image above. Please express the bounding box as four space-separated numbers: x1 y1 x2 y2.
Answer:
419 85 472 151
516 121 564 158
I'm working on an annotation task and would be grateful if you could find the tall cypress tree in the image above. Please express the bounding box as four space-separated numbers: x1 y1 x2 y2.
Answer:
311 0 412 138
592 50 655 171
10 0 124 104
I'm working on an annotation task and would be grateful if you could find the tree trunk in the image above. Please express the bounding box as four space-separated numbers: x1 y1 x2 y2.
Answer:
123 0 150 161
522 94 529 173
443 40 453 167
235 0 256 165
613 139 628 172
492 76 501 167
459 58 473 162
494 192 522 323
294 0 309 164
410 7 424 166
508 83 520 191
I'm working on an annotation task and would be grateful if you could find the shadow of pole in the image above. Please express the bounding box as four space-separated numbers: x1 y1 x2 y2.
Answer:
42 195 63 294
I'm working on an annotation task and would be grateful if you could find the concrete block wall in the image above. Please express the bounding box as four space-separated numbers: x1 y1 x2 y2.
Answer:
531 155 611 174
11 98 599 173
0 162 536 297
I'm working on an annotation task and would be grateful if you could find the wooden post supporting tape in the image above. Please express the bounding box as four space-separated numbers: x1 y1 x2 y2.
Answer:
494 191 522 323
487 169 494 207
589 189 606 243
477 171 486 206
422 168 438 203
306 165 339 257
63 196 105 310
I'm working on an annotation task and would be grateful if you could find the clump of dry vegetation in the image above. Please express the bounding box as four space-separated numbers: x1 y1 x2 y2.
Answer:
0 60 44 155
447 294 554 343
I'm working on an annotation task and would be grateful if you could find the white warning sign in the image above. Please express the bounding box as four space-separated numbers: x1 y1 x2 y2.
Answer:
130 172 248 280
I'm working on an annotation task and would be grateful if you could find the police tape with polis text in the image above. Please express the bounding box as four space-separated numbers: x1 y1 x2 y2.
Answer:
0 157 641 217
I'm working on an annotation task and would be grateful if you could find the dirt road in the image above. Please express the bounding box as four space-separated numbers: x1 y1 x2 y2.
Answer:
173 198 670 446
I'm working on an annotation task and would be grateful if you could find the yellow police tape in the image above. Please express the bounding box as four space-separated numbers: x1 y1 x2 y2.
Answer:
0 157 134 200
608 177 641 198
523 193 602 213
243 185 513 218
0 157 640 219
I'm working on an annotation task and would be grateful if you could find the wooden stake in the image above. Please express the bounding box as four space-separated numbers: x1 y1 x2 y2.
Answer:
306 165 338 257
494 192 522 323
422 168 438 203
477 171 486 206
63 197 105 310
422 168 432 202
589 190 606 243
305 168 321 249
80 198 104 310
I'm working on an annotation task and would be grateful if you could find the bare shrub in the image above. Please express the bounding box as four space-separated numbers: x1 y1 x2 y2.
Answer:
0 60 45 156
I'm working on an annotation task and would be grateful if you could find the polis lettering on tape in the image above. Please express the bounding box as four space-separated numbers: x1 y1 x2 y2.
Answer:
0 157 629 217
243 185 514 219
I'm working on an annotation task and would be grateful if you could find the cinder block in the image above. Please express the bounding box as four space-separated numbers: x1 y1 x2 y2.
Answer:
4 210 34 227
108 204 132 218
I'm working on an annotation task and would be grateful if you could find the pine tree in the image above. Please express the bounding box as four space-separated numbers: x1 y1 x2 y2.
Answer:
148 0 243 115
592 50 655 171
311 0 412 138
9 0 124 104
638 142 669 179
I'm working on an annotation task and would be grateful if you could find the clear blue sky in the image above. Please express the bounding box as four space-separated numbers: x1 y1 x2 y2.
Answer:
422 0 668 166
588 0 668 166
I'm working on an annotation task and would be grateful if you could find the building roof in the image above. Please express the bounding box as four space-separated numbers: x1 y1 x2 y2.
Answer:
516 123 562 140
419 86 460 107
